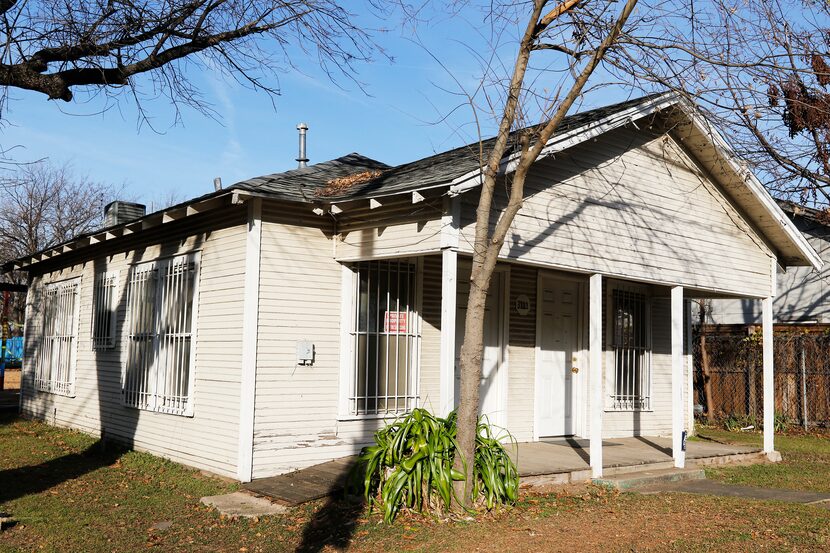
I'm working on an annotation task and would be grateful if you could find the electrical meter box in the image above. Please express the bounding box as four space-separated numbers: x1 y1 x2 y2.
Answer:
296 340 314 365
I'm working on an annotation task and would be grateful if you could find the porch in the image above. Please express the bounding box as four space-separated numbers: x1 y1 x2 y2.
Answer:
513 435 763 485
243 435 765 505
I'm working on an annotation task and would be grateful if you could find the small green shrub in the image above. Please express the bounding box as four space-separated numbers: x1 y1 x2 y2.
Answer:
723 414 757 432
354 408 519 523
721 412 791 433
774 411 791 433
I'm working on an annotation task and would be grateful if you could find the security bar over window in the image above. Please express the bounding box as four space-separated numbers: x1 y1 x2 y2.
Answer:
124 254 198 416
610 287 651 410
36 279 80 396
92 271 118 349
349 260 420 416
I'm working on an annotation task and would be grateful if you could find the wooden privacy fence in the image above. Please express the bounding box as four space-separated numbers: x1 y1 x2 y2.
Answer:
694 324 830 428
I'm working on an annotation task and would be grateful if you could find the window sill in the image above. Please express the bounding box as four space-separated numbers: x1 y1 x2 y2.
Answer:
122 401 194 418
35 388 75 399
337 412 409 423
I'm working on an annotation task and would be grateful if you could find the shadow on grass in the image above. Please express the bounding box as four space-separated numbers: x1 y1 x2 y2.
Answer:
0 437 126 505
295 462 366 553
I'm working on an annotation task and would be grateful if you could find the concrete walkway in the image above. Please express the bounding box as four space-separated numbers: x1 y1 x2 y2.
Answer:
638 479 830 509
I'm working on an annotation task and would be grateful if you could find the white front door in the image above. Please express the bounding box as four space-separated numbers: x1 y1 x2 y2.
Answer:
456 271 506 427
536 277 580 437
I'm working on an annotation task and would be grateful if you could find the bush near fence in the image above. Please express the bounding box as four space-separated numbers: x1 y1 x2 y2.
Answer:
694 324 830 429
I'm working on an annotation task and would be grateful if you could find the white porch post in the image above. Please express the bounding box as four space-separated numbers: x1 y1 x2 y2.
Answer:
763 295 775 454
589 273 603 478
671 286 686 468
685 299 694 436
439 197 459 416
439 248 458 416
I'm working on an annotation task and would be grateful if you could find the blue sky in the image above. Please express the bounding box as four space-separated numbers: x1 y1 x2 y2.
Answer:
0 4 624 208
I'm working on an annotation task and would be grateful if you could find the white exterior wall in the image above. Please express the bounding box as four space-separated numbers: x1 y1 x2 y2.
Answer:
335 196 443 261
21 210 247 478
458 127 776 298
505 264 537 441
600 295 673 437
250 205 441 478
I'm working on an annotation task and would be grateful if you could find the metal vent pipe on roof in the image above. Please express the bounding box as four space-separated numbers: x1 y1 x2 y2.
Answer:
213 177 222 191
296 123 309 168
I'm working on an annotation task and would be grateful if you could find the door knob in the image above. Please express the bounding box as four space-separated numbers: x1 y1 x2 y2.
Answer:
571 366 579 374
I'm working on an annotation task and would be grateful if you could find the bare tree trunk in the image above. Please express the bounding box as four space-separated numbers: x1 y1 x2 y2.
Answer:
452 0 640 509
700 333 715 422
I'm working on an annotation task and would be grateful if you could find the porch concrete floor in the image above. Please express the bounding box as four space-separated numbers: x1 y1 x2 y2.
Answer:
244 436 762 506
513 436 760 477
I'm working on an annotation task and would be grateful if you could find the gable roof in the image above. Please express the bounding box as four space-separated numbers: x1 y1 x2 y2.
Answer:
226 94 668 203
5 93 822 272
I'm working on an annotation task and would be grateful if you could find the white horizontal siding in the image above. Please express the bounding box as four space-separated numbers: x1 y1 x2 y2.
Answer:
334 195 444 261
458 127 775 298
21 214 247 478
252 206 370 478
419 255 442 413
506 264 536 441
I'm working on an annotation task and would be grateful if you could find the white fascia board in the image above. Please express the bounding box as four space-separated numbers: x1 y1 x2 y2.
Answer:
13 191 243 271
448 92 680 196
682 106 823 271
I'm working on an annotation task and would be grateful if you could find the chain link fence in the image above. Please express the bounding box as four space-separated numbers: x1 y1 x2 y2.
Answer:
693 325 830 430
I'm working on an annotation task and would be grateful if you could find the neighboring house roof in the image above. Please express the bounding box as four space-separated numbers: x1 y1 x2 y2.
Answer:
4 92 823 272
777 200 830 231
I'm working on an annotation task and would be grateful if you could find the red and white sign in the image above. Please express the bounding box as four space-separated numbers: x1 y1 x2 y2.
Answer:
384 311 408 333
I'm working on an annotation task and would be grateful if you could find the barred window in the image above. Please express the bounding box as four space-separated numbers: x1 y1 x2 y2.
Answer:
92 271 118 349
610 287 651 410
347 260 420 416
36 279 80 396
124 254 198 416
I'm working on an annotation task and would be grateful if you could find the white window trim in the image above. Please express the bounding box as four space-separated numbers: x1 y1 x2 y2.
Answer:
604 280 653 412
338 257 423 420
36 277 81 397
122 252 200 417
91 269 120 350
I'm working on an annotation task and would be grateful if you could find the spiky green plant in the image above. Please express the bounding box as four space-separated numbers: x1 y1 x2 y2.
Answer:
353 408 519 523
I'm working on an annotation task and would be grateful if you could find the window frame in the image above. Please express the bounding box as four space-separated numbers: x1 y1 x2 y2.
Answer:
35 277 81 397
604 281 652 412
338 258 423 420
122 252 200 417
91 270 120 350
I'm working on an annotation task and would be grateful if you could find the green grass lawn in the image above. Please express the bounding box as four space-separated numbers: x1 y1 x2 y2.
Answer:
1 414 829 552
694 426 830 493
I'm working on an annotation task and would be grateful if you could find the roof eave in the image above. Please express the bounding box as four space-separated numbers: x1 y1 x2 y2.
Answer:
4 189 259 273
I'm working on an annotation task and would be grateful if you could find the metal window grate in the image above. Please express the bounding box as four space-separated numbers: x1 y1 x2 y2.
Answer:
349 260 420 416
92 271 118 349
610 288 651 410
124 255 197 416
36 279 80 396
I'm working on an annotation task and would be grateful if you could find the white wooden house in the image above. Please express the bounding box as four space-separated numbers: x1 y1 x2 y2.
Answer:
6 93 821 483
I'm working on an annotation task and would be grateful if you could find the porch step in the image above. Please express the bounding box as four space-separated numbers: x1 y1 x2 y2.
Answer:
593 467 706 491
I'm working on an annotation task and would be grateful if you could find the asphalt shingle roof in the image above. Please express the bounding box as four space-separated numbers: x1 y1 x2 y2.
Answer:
229 94 665 203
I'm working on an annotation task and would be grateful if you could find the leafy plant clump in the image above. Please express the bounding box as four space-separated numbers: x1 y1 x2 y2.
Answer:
353 408 519 523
